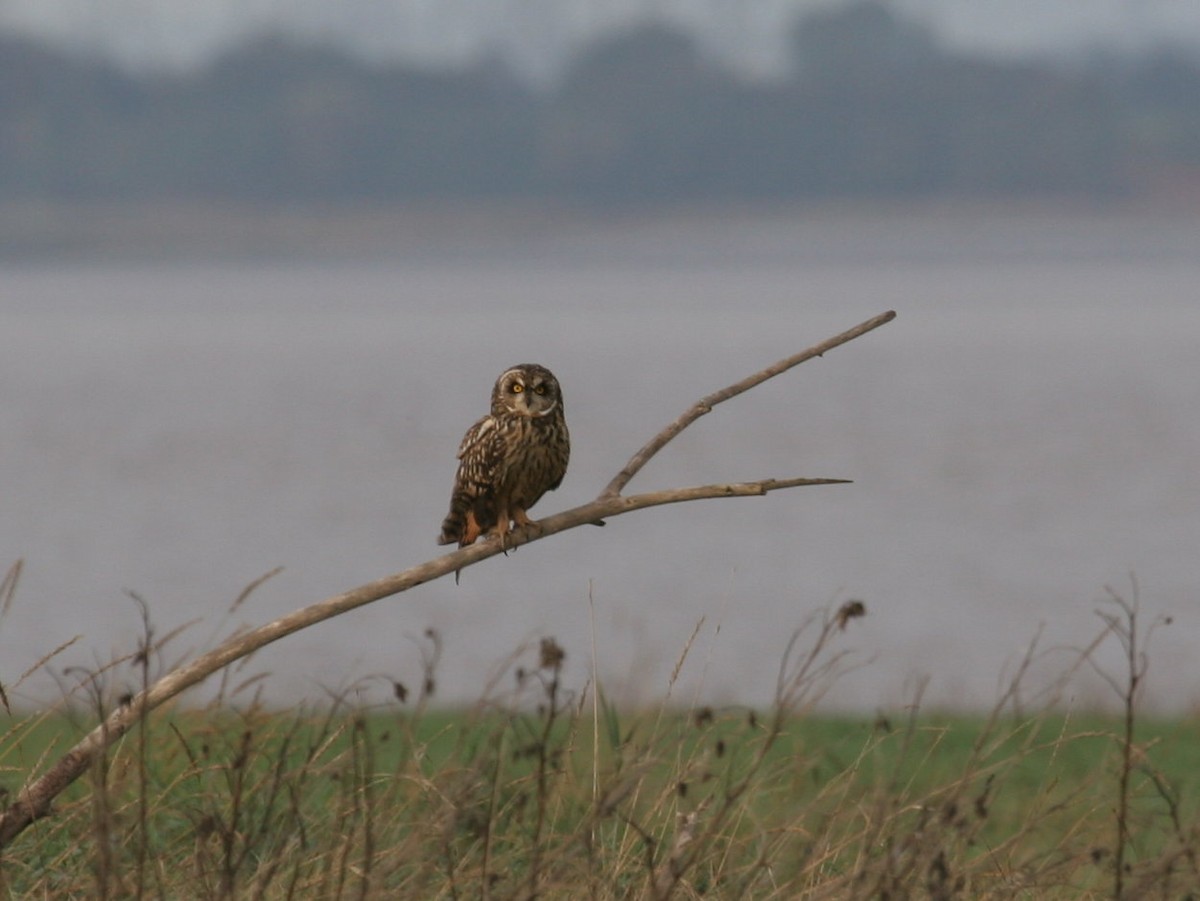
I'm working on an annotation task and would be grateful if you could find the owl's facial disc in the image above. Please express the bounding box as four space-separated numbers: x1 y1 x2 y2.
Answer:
495 366 560 417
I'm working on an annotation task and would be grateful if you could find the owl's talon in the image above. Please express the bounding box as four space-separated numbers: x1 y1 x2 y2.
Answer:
480 530 514 554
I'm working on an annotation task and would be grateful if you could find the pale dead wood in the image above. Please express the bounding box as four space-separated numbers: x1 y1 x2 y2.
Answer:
602 308 897 497
0 310 895 848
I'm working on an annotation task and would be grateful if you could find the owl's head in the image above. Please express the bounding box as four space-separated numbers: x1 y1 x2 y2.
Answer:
491 364 563 419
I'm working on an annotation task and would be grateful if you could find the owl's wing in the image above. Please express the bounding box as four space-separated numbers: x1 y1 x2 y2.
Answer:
547 419 568 491
455 414 504 490
439 414 505 547
457 414 495 460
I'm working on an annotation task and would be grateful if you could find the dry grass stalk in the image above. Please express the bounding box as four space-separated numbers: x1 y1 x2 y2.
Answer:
0 598 1193 897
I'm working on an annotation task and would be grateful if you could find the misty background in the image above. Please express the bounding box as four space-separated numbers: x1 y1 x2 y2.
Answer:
0 2 1197 713
2 0 1200 218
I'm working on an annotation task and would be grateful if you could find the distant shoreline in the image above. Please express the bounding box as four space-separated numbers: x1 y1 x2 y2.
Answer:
2 194 1197 263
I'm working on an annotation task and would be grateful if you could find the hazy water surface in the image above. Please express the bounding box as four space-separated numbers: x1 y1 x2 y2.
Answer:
2 209 1198 712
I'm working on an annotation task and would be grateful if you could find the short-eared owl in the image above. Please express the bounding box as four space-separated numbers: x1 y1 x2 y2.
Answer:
438 364 570 547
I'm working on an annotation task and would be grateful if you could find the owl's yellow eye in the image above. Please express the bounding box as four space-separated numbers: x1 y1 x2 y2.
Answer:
511 383 524 394
533 384 547 395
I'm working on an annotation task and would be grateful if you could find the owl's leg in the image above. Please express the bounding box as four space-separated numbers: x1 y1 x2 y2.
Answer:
460 509 483 546
492 505 512 551
509 507 543 545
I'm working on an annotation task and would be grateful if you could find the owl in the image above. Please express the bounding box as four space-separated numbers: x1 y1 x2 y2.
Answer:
438 364 570 548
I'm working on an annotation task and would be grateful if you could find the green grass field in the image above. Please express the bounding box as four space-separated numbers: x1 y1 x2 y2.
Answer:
1 635 1197 899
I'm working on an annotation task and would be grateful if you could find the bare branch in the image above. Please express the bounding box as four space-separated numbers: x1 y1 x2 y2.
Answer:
0 311 894 848
602 309 896 497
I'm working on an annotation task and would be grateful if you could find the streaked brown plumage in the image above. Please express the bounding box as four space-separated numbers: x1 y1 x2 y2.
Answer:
438 364 570 547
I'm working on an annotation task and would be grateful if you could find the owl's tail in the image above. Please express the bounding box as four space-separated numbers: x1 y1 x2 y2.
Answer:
437 493 478 547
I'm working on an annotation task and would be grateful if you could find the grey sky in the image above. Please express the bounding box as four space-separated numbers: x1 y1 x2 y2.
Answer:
2 0 1198 82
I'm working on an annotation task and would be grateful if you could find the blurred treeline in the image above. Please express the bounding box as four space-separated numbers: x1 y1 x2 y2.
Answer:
2 1 1198 203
